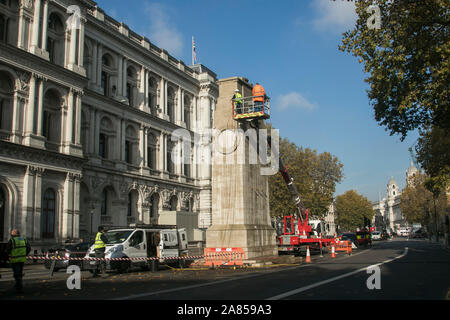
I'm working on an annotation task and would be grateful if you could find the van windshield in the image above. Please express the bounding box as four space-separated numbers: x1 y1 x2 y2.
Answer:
104 230 133 244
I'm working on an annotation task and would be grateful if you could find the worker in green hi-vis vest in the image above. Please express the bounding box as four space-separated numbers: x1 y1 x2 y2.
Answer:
7 229 31 293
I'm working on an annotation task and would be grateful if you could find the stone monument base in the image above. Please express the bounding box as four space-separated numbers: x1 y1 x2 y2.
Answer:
206 224 278 259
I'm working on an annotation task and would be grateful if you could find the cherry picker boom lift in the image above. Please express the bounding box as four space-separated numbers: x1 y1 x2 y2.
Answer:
232 90 334 256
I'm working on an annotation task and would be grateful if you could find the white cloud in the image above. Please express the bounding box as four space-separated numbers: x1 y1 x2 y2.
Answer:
145 2 183 57
277 92 317 111
311 0 357 32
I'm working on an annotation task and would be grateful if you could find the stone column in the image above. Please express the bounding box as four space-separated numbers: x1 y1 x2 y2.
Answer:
88 107 96 155
139 67 146 110
68 25 78 66
143 128 148 168
122 58 127 98
41 0 49 52
36 78 45 136
75 91 82 145
91 42 98 86
32 167 44 240
17 7 26 49
139 125 145 168
96 44 103 86
120 119 126 161
94 110 101 156
62 173 75 240
25 74 37 135
158 78 164 116
66 89 74 146
30 0 41 52
117 57 123 97
73 174 81 239
11 92 22 142
78 22 85 67
177 87 182 125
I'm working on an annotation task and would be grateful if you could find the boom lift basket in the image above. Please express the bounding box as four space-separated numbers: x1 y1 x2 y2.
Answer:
232 95 270 121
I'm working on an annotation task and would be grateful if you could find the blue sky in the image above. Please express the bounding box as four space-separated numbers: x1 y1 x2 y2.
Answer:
95 0 419 202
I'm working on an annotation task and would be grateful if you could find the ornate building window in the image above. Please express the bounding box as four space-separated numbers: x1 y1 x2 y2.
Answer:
126 66 137 107
0 186 5 240
101 54 113 97
148 76 158 114
42 89 62 150
99 133 107 158
47 13 65 66
184 95 191 130
167 86 175 123
167 141 174 174
0 71 14 132
125 125 138 165
0 14 6 43
100 189 107 216
42 188 56 239
147 132 158 170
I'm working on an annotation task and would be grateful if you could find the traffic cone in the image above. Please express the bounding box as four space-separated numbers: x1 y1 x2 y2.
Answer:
305 246 311 263
331 244 336 258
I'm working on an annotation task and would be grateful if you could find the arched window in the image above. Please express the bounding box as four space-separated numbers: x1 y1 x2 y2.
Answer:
184 95 191 129
167 141 174 174
125 125 138 165
170 195 178 211
42 189 56 239
148 76 158 114
100 189 108 216
0 71 14 132
101 54 113 97
126 66 137 107
42 89 62 150
167 87 175 123
0 186 6 240
147 133 158 170
150 193 159 218
0 14 7 43
47 13 65 66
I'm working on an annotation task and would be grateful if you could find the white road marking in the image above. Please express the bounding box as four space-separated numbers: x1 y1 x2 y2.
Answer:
266 247 409 300
113 248 372 300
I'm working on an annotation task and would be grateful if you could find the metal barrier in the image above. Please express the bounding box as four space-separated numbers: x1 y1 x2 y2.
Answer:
333 241 352 255
232 96 270 120
203 248 245 267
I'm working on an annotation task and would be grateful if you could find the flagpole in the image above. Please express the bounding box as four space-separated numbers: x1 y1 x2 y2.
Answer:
192 36 194 65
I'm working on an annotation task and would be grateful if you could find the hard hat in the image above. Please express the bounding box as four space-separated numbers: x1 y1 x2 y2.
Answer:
235 89 239 92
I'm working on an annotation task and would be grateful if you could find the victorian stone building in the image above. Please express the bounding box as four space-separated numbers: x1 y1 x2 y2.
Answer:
372 163 419 233
0 0 218 250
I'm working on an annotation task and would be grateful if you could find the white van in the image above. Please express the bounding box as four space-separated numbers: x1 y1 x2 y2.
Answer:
84 226 188 273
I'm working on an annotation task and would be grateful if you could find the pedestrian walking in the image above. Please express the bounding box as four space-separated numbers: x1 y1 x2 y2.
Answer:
93 226 108 277
7 229 31 293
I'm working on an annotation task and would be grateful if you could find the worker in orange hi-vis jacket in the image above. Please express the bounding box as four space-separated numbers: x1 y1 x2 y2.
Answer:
252 83 266 112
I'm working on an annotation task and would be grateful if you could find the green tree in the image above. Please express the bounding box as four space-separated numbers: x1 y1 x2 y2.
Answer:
339 0 449 139
415 126 450 193
269 137 343 218
401 172 448 238
335 190 374 231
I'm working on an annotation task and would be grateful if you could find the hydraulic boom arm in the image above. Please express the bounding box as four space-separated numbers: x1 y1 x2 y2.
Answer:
267 135 307 223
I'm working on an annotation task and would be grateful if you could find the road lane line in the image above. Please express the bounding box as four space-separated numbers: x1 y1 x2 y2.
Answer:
266 247 409 300
113 248 372 300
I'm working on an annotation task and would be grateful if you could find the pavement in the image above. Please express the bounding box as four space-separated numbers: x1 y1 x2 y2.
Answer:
0 238 449 300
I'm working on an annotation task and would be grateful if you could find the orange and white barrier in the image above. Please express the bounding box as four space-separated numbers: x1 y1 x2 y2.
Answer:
203 248 245 267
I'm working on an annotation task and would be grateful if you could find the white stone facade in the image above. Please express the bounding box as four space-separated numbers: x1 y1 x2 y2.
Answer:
0 0 217 249
372 163 419 232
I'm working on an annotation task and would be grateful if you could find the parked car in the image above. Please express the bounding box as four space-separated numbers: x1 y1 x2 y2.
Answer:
409 228 427 239
338 233 359 248
371 231 382 241
44 241 92 271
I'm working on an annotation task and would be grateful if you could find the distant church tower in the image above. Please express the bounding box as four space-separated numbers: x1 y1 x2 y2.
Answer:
406 161 419 186
387 176 399 199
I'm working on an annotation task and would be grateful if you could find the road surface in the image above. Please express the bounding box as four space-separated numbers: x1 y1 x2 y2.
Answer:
0 238 448 301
